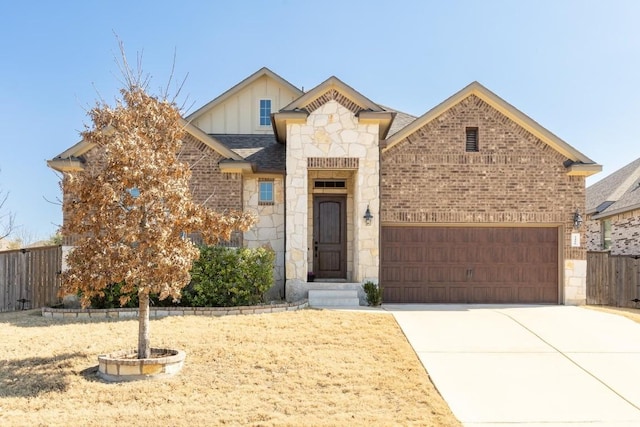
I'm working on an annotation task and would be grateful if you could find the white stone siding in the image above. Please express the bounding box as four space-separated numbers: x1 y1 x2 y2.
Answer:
586 209 640 255
285 100 380 301
564 259 587 305
243 176 285 300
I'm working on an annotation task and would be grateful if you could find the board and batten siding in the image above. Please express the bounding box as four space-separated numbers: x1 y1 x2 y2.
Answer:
192 75 300 134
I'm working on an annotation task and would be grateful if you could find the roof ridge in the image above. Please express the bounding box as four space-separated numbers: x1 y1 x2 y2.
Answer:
606 159 640 201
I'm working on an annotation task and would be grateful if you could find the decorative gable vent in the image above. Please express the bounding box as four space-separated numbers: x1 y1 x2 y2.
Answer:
465 127 479 152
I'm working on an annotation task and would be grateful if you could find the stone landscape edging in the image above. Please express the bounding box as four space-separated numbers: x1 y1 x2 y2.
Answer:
41 300 309 319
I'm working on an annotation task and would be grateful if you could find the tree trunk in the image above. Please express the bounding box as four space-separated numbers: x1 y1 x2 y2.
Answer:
138 291 151 359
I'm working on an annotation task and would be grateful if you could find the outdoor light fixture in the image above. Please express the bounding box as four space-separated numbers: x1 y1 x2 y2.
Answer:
573 210 583 229
364 205 373 225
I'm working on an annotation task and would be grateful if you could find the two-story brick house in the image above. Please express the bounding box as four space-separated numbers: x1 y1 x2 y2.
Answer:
49 67 601 305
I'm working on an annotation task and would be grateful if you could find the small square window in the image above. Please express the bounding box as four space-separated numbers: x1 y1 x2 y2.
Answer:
465 127 479 152
259 99 271 126
259 180 274 205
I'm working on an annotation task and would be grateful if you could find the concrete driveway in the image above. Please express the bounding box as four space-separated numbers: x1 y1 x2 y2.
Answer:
384 305 640 426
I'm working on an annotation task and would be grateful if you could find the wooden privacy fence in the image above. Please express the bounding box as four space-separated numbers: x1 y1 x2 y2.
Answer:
587 251 640 307
0 245 62 312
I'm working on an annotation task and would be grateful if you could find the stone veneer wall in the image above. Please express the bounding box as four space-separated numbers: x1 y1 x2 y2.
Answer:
586 209 640 255
285 100 380 301
243 176 285 299
42 300 308 319
381 95 587 304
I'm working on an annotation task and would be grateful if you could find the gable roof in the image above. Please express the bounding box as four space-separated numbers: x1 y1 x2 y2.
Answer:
272 76 395 143
587 157 640 218
383 81 601 177
186 67 303 122
47 119 243 172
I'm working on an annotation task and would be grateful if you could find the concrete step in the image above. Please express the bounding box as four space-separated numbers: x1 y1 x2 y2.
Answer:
308 289 361 308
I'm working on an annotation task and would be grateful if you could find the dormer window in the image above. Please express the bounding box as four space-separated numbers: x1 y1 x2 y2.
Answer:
259 99 272 126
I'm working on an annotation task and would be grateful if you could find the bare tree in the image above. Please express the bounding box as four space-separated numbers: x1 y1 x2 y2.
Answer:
60 47 256 358
0 179 15 241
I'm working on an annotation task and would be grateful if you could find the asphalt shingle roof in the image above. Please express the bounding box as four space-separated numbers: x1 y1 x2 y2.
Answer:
211 134 284 172
586 157 640 217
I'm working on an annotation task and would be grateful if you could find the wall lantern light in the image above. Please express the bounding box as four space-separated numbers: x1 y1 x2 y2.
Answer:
364 205 373 226
573 210 583 229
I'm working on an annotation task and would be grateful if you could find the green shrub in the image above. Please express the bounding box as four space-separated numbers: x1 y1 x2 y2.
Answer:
84 245 275 308
182 245 275 307
362 281 383 306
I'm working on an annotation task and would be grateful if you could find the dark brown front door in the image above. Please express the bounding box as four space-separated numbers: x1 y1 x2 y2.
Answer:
313 196 347 279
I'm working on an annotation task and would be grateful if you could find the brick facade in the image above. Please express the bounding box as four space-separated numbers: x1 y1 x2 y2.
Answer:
61 134 242 245
586 209 640 256
381 94 586 261
179 134 242 211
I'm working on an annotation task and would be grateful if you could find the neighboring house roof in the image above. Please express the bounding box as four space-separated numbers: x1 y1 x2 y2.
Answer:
212 134 284 173
586 157 640 218
382 81 601 177
186 67 303 122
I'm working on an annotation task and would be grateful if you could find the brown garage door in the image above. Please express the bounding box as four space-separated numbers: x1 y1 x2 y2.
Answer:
381 227 558 304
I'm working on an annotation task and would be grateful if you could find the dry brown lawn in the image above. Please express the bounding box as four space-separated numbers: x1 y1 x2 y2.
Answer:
585 304 640 324
0 308 460 427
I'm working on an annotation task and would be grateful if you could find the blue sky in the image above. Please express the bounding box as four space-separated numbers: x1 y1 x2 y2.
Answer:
1 0 639 241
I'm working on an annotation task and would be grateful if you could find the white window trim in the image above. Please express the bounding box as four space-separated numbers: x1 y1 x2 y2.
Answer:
258 98 272 128
258 179 274 205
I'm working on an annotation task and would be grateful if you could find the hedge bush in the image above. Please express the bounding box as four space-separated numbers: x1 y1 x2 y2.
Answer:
183 245 275 307
85 245 275 308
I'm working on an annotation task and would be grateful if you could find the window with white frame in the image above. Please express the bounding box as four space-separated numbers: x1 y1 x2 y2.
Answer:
259 179 274 205
602 219 612 250
259 99 272 126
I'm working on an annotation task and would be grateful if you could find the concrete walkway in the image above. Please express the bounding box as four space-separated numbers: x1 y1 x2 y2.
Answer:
385 304 640 426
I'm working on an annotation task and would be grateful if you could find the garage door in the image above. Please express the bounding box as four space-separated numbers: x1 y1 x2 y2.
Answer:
381 227 558 304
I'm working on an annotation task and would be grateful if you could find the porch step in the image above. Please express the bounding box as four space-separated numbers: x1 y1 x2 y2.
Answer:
308 289 360 308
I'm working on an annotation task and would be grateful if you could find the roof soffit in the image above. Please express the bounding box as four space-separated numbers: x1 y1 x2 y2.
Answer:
383 82 599 167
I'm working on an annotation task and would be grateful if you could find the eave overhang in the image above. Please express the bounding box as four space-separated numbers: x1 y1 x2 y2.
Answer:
218 160 254 173
272 110 309 144
48 119 244 173
591 202 640 220
566 162 603 177
46 157 84 172
357 111 396 140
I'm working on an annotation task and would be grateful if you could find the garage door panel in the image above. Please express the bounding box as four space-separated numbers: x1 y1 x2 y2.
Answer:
494 287 514 303
471 286 493 303
403 266 422 282
401 247 423 263
449 287 468 303
382 266 401 281
381 226 558 304
383 247 402 262
428 287 447 302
